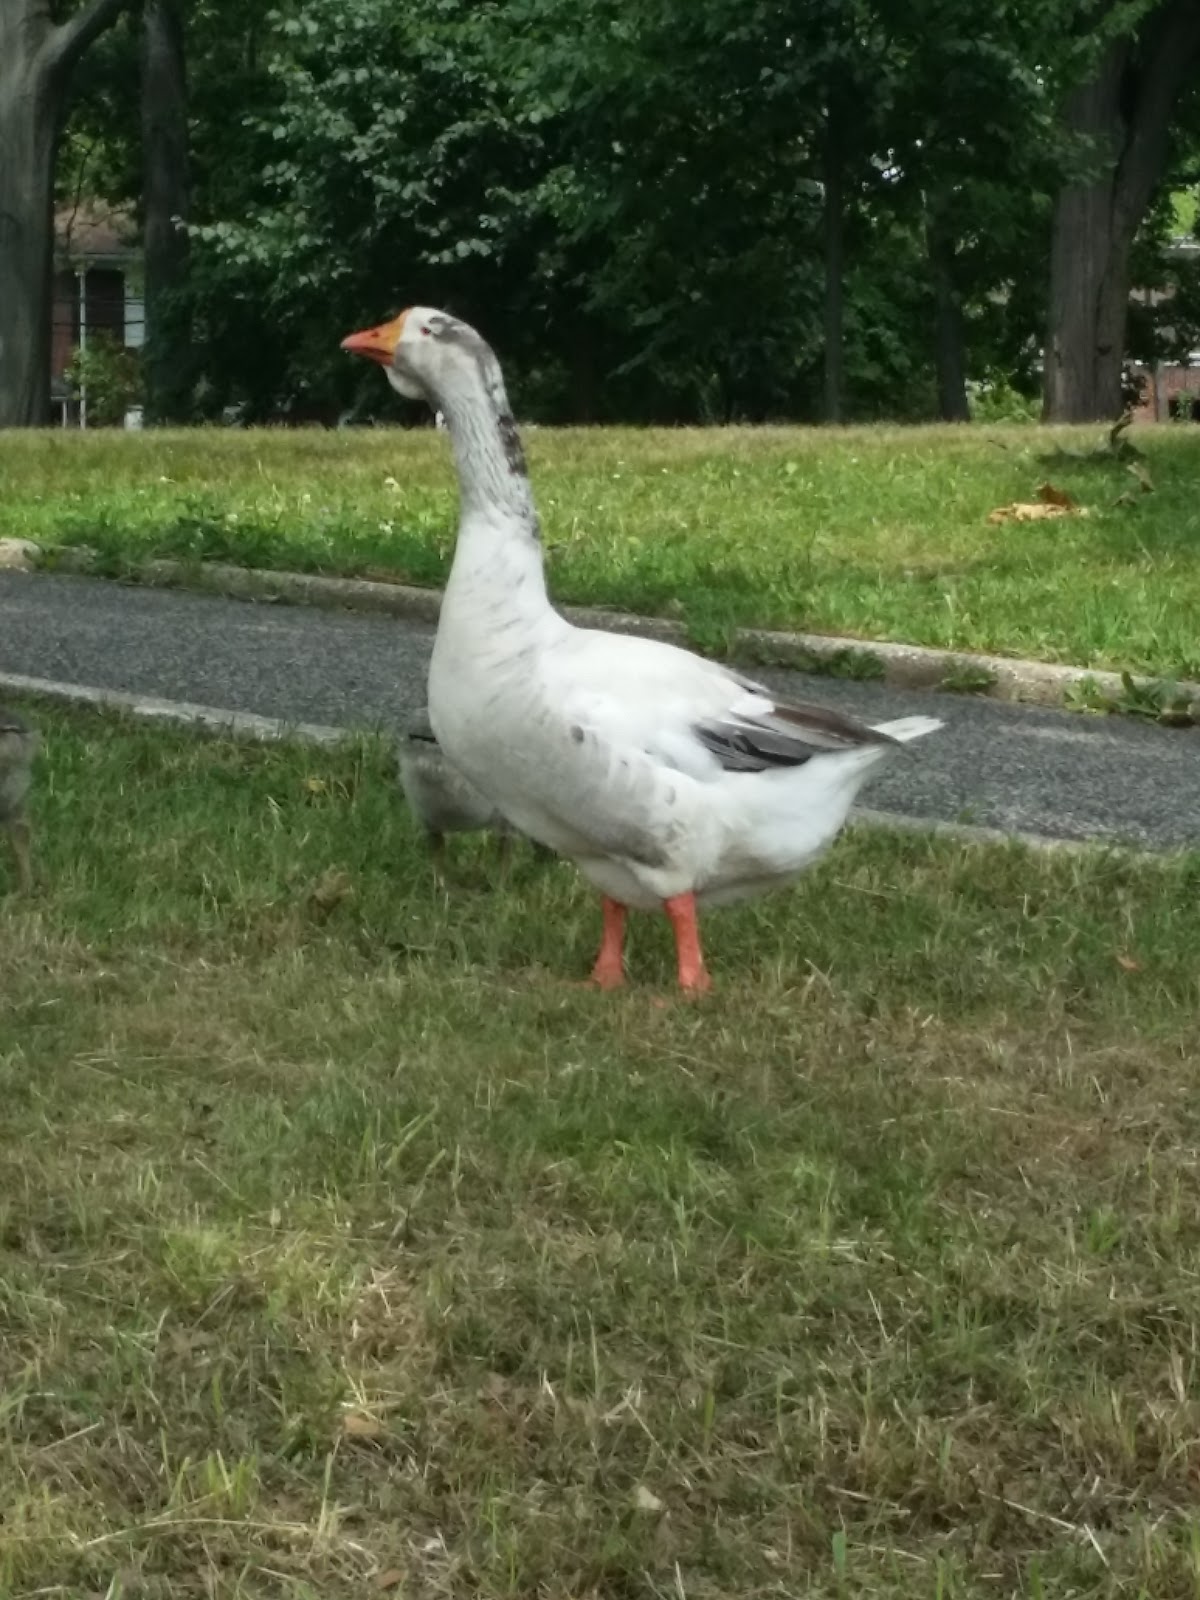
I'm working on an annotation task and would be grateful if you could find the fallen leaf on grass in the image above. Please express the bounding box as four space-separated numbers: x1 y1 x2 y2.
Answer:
374 1569 406 1591
1115 954 1142 973
987 501 1086 523
341 1410 385 1439
1114 462 1155 506
1035 481 1079 509
988 481 1090 523
308 867 355 917
634 1485 666 1513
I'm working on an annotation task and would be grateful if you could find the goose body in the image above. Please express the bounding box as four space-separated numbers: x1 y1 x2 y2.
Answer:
343 308 941 988
430 591 935 913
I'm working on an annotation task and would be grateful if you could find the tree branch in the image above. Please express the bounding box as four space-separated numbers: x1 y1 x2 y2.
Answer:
44 0 132 81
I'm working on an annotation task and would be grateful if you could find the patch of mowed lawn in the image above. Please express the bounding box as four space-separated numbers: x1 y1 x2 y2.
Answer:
4 422 1200 680
2 702 1200 1598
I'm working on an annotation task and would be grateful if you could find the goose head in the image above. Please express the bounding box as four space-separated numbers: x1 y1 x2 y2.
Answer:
341 307 535 523
341 307 494 407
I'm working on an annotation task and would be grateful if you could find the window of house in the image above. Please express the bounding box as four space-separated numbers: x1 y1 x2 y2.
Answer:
86 268 126 344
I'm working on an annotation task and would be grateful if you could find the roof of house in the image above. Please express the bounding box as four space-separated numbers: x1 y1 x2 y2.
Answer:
55 202 140 263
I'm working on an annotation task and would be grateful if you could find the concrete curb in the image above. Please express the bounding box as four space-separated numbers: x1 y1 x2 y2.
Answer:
2 666 1169 860
0 669 348 746
41 544 1200 717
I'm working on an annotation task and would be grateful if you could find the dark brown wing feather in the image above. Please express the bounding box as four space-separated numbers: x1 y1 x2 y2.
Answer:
693 697 894 774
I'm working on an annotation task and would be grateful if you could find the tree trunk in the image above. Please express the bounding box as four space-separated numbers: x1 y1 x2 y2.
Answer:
1043 42 1132 422
0 66 58 426
822 103 844 425
926 212 970 422
141 0 192 422
0 0 132 428
1043 1 1200 423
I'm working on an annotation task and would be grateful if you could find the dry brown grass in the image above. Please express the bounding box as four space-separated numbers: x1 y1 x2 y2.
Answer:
1 703 1199 1596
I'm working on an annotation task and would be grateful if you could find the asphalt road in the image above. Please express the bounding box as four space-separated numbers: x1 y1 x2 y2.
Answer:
2 569 1197 851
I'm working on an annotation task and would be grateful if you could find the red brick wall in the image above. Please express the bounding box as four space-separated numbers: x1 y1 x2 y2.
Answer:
1130 363 1200 421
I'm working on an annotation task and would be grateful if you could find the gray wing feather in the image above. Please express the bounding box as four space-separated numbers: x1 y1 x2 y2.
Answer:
693 697 895 775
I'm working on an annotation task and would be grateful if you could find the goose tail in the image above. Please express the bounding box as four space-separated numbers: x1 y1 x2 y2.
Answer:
872 714 943 745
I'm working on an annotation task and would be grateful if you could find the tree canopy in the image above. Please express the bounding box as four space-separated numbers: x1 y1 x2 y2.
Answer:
4 0 1197 424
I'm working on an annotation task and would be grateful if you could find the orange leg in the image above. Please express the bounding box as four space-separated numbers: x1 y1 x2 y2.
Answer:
589 896 627 989
664 892 712 994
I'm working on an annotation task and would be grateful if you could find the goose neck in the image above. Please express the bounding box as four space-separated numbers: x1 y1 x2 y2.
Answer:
439 368 539 533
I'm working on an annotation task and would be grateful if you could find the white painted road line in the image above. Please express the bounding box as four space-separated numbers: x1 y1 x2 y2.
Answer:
0 670 347 746
2 666 1163 859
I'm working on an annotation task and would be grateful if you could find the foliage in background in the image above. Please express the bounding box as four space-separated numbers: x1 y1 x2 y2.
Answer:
62 331 143 426
968 374 1042 424
54 0 1200 424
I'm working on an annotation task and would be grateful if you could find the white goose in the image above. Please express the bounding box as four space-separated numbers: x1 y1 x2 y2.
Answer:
342 308 941 992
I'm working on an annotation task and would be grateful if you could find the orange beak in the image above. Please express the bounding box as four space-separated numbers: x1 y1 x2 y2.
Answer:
340 311 408 365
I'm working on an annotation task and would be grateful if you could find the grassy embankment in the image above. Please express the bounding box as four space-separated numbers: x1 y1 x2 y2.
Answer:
1 703 1198 1596
3 422 1198 680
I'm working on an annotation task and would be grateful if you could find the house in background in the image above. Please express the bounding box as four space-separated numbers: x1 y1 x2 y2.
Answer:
51 202 145 427
1128 237 1200 422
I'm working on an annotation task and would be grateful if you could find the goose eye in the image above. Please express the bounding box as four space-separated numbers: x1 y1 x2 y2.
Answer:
420 324 432 337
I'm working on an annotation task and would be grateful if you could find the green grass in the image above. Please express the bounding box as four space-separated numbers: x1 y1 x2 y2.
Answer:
3 702 1200 1597
4 422 1199 679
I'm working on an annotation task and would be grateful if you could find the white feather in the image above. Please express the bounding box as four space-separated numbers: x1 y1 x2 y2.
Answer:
871 715 944 743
